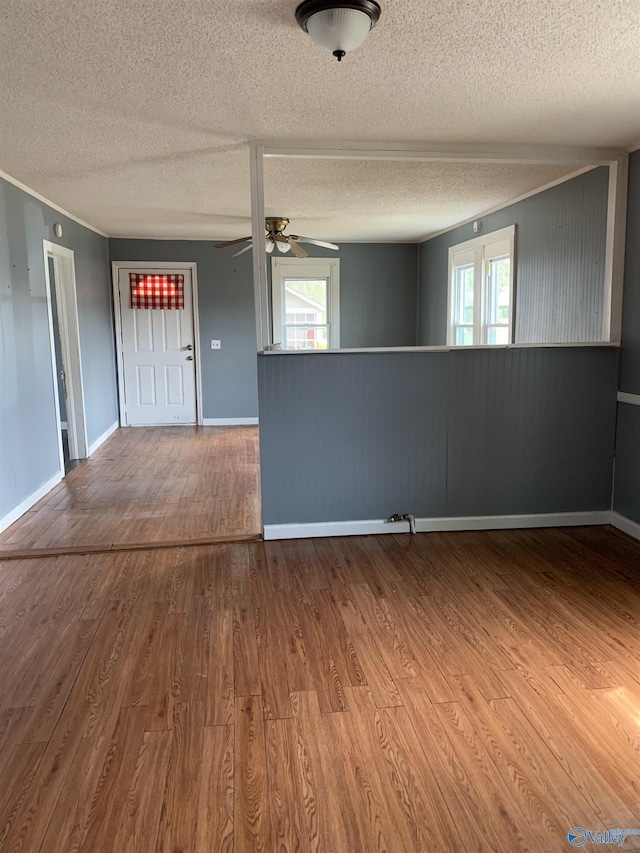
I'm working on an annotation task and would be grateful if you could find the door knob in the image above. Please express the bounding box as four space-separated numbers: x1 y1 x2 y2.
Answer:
186 355 194 360
185 344 193 350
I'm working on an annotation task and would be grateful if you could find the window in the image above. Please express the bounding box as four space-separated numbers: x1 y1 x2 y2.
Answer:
129 273 185 309
271 258 340 350
447 225 515 346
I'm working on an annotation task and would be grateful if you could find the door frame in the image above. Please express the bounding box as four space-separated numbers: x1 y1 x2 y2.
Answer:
43 240 88 465
111 261 203 427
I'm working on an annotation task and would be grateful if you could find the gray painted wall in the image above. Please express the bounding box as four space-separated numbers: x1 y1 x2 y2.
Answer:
619 151 640 395
0 176 117 520
613 149 640 524
418 167 609 346
108 240 420 418
269 243 418 349
258 347 618 525
613 404 640 524
108 240 258 419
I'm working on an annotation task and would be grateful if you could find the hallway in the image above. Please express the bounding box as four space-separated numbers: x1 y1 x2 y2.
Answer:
0 426 261 555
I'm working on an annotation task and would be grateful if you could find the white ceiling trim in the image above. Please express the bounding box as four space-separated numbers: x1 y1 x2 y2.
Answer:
0 168 108 238
262 140 625 164
107 234 240 242
419 164 598 243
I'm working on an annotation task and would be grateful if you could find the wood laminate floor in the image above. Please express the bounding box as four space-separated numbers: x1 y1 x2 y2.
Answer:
0 526 638 852
0 426 261 555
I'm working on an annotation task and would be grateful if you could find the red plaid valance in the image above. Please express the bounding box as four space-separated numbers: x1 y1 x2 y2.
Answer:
129 273 185 309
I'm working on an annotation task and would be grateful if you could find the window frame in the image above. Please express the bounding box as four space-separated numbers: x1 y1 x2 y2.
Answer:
447 225 516 347
271 257 340 350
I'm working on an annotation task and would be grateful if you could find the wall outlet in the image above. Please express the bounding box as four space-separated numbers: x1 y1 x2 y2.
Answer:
211 340 221 349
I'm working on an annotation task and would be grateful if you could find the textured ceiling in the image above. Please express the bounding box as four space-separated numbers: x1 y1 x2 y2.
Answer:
264 159 580 241
1 0 638 239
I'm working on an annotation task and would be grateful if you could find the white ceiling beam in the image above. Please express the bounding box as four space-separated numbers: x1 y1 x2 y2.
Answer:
250 142 269 349
261 139 624 165
603 154 629 343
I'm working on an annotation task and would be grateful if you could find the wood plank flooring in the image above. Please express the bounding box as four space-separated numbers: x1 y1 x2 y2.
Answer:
0 526 638 851
0 426 261 554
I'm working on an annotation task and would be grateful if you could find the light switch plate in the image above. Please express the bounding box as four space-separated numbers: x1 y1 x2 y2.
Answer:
211 340 221 349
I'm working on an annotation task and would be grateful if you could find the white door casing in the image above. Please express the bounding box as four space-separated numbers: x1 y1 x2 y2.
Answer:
43 241 88 465
114 264 199 426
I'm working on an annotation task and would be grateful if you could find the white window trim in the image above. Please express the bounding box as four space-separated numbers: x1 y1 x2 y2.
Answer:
271 257 340 350
447 225 515 347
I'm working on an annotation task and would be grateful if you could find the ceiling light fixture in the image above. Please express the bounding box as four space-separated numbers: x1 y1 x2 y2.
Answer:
295 0 381 62
214 217 340 257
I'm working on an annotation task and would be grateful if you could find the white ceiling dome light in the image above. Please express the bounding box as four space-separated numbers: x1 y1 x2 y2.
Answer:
295 1 381 62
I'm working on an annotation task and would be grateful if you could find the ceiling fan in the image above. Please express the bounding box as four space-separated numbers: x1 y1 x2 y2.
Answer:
214 217 339 258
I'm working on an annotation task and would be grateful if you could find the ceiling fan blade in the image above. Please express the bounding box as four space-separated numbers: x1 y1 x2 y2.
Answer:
232 243 253 257
288 240 308 258
289 235 339 250
272 233 289 244
214 236 252 249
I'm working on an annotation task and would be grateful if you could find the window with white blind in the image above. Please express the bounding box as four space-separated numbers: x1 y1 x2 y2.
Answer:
271 257 340 350
447 225 515 347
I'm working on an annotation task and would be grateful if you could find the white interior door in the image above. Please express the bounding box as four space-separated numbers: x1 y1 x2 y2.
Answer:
118 267 197 425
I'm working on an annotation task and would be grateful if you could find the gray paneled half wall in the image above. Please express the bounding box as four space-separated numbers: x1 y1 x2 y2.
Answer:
258 346 618 525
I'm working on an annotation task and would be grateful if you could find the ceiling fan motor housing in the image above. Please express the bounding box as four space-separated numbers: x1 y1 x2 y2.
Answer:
265 217 290 234
214 217 339 257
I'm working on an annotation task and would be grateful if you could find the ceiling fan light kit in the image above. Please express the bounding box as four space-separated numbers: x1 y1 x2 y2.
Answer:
295 0 381 61
214 217 340 258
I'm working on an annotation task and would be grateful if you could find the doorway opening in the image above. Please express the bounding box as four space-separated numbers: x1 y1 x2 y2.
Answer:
48 257 72 473
43 241 88 475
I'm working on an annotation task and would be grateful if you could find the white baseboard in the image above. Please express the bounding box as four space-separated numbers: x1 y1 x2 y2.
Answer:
617 391 640 406
0 471 63 534
611 511 640 541
202 418 259 426
263 510 612 541
265 519 400 540
416 511 612 532
88 421 119 456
